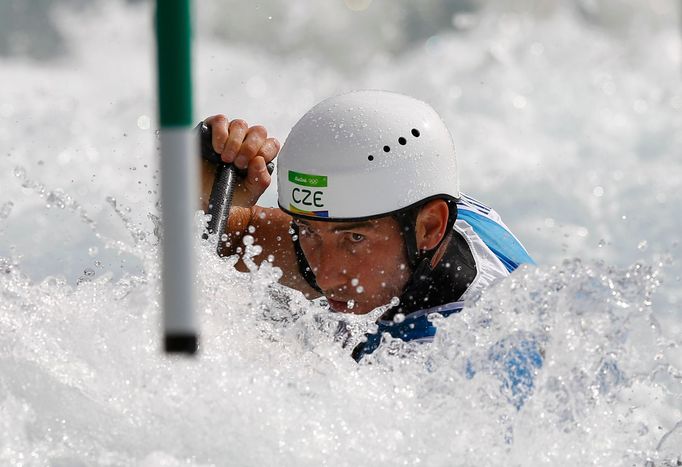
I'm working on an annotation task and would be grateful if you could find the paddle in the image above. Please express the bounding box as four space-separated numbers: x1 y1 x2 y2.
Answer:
197 122 274 255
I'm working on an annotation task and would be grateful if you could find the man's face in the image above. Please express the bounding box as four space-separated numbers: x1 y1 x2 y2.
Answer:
295 216 412 314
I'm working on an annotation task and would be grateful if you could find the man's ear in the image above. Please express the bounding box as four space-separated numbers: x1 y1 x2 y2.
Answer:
415 199 450 252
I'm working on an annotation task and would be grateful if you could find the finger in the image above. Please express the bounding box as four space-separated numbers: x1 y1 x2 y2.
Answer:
204 114 229 154
256 137 281 165
244 156 271 200
234 125 267 170
222 119 248 163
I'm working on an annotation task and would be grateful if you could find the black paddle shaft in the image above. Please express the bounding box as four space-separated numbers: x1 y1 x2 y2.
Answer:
197 122 274 255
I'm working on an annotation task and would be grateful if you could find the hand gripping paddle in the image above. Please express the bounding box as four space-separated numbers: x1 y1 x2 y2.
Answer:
197 122 274 255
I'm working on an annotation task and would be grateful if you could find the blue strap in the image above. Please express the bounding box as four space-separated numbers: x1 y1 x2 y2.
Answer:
356 304 464 359
456 209 535 272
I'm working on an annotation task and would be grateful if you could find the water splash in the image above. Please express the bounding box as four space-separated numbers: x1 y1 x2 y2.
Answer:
0 0 680 464
1 230 680 465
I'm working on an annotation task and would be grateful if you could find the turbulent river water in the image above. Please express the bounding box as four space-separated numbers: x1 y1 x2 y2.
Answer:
1 0 681 465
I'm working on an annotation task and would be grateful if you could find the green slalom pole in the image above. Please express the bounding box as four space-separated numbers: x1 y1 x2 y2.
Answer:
155 0 198 354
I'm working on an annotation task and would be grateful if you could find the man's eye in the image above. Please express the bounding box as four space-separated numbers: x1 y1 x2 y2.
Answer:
350 233 365 243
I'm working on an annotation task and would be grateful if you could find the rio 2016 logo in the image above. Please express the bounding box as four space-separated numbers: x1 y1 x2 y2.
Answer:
289 170 327 209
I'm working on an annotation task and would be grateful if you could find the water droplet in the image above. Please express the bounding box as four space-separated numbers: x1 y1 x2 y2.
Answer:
637 240 648 251
248 225 256 234
0 201 13 219
88 246 98 257
13 166 26 179
45 191 66 209
393 313 405 323
346 299 355 309
137 115 151 130
243 235 254 246
356 286 364 293
351 278 359 286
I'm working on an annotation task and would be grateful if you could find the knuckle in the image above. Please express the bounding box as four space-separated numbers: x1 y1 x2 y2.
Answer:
229 119 248 131
258 139 279 160
207 114 227 125
249 125 267 138
241 140 259 157
225 138 241 153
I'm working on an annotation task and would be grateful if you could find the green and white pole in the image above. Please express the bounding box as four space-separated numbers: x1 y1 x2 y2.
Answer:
155 0 199 354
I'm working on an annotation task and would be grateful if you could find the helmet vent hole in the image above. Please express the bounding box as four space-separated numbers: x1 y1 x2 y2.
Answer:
411 128 420 137
368 155 374 161
398 137 407 145
383 145 391 152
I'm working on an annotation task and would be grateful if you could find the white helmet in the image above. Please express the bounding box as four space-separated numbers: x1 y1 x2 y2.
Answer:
277 90 460 221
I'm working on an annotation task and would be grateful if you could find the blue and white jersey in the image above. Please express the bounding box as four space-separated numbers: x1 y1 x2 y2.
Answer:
455 193 535 301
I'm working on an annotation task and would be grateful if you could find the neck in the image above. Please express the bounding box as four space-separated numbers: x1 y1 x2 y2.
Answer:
383 229 476 320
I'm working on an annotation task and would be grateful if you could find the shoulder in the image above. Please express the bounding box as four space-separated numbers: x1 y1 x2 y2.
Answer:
456 192 536 272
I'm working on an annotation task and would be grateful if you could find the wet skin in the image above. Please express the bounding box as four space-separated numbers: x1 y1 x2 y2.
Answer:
294 217 412 314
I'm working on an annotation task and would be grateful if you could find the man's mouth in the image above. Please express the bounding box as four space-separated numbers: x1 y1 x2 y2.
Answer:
326 297 357 313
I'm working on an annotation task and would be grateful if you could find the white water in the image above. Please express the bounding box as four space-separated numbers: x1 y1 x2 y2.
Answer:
1 0 681 465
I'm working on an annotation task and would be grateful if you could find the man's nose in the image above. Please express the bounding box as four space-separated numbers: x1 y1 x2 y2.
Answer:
312 243 348 292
